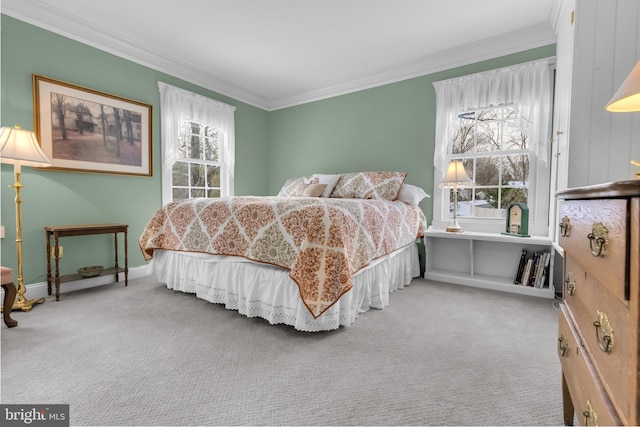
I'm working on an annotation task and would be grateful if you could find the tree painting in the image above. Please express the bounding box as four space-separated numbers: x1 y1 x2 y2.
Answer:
52 93 68 141
48 92 142 166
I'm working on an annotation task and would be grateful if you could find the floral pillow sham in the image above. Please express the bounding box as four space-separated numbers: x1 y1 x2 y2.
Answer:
278 171 408 201
330 171 407 200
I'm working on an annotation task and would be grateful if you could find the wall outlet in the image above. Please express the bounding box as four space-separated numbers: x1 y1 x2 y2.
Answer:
0 226 4 239
50 246 63 259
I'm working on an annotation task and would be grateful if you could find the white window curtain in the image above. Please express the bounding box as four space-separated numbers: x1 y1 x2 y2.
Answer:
158 82 236 204
432 58 553 176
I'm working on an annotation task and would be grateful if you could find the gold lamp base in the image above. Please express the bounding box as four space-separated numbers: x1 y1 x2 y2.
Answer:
12 295 45 312
7 166 46 313
445 217 464 233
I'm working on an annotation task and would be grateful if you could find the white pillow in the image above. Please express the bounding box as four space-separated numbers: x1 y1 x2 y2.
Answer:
304 174 341 198
397 184 430 205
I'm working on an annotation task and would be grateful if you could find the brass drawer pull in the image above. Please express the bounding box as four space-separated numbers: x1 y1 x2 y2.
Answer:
564 273 575 296
558 334 568 357
587 222 608 257
593 311 614 353
583 401 598 426
559 216 571 237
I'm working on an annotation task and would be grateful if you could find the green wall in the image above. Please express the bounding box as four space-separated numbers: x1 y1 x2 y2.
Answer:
269 45 556 224
1 14 555 288
0 15 269 284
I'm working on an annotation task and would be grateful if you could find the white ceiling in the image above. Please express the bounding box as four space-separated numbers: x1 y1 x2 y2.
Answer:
2 0 557 110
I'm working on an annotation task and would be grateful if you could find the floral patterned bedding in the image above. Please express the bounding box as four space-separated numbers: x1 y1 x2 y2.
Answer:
139 196 427 318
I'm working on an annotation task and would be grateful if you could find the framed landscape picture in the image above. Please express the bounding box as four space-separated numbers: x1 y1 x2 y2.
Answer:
33 74 152 177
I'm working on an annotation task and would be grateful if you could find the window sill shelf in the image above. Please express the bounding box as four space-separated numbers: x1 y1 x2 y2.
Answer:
424 227 552 245
424 227 555 299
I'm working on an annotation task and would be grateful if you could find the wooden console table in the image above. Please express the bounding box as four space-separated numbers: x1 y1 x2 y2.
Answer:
45 223 128 301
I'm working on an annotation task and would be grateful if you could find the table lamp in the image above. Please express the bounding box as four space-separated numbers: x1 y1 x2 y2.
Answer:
605 60 640 178
440 160 474 232
0 125 52 311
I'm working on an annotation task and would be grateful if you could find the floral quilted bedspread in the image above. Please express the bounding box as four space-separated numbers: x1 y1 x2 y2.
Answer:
139 196 426 318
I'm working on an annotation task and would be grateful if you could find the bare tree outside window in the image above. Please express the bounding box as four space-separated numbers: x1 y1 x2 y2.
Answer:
172 120 221 200
448 106 529 219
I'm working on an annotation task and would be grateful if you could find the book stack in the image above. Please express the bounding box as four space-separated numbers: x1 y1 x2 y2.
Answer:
513 250 551 288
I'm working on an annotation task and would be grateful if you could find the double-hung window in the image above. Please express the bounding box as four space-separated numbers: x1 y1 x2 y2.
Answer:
173 121 220 200
158 82 236 205
451 106 530 217
432 58 554 235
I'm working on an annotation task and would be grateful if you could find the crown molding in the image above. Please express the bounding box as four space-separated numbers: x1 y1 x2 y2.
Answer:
2 0 556 112
1 0 269 109
267 23 556 110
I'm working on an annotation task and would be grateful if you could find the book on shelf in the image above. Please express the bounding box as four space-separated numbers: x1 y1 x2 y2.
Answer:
514 249 528 284
534 252 551 288
524 258 534 286
529 251 543 287
514 250 550 288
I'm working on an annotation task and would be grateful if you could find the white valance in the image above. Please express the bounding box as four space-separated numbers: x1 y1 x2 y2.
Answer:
158 82 236 203
432 58 553 175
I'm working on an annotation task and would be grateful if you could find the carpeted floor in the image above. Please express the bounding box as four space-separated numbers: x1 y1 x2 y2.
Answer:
1 275 564 426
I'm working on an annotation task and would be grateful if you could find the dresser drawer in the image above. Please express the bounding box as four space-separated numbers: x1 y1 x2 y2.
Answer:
559 199 628 303
563 256 632 423
558 304 621 426
556 181 640 426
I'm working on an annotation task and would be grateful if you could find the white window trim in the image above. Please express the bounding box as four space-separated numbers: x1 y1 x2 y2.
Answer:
431 58 555 236
158 82 236 205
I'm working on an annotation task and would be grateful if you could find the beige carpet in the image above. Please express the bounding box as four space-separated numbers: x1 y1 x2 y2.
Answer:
1 275 564 426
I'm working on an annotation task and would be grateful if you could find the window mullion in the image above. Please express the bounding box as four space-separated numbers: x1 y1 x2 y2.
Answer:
449 105 533 219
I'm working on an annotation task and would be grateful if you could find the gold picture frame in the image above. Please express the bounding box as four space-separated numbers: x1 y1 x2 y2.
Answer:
33 74 152 177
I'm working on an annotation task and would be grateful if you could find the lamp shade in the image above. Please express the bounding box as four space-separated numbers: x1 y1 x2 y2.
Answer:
605 60 640 112
0 125 52 168
439 160 473 188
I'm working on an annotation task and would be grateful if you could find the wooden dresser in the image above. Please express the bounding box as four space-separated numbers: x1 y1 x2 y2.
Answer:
556 180 640 426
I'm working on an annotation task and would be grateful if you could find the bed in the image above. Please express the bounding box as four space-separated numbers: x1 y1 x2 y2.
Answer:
139 172 428 331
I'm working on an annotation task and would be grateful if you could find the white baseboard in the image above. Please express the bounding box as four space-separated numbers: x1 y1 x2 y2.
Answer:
1 264 151 301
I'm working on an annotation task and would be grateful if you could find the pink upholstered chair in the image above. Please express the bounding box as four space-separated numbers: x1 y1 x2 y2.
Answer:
1 266 18 327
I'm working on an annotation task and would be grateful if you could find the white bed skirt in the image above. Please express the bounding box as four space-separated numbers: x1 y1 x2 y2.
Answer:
150 243 420 332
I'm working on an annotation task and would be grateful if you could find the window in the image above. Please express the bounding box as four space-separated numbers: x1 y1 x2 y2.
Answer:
172 121 221 200
450 106 530 218
158 82 236 205
432 58 554 235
